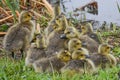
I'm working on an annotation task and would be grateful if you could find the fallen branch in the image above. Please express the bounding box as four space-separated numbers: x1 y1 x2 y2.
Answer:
0 15 13 23
20 5 27 9
31 0 45 6
0 7 10 16
0 32 7 36
5 11 19 17
36 23 40 33
15 11 20 17
30 9 47 20
76 1 98 10
42 0 54 16
1 0 6 6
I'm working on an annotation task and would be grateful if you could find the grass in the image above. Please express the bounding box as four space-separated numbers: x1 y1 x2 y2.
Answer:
101 31 120 37
0 22 120 80
1 31 120 80
0 55 120 80
0 42 120 80
0 24 9 32
0 30 120 80
116 1 120 13
4 0 20 22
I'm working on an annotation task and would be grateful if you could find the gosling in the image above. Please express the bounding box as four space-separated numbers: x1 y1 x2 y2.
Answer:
68 38 89 54
60 26 98 53
25 34 46 67
80 22 102 44
46 15 66 57
33 50 71 73
90 43 117 69
3 11 35 59
61 49 96 75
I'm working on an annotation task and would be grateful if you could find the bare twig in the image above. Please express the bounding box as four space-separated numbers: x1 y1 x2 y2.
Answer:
42 0 54 16
0 7 10 16
0 15 13 23
31 0 45 6
15 11 20 17
20 5 27 9
0 32 7 35
6 11 19 17
36 23 40 33
24 0 27 6
1 0 6 6
30 9 47 20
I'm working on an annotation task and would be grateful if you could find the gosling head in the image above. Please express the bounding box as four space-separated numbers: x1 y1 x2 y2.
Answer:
35 34 46 48
57 50 71 62
98 43 113 55
72 49 90 60
19 11 32 23
60 27 79 39
55 17 65 31
68 38 82 52
80 23 93 34
51 16 65 31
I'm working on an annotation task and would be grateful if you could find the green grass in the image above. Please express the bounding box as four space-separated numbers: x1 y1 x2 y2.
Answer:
0 24 9 32
0 30 120 80
113 47 120 56
116 1 120 13
4 0 20 22
100 29 120 37
0 56 120 80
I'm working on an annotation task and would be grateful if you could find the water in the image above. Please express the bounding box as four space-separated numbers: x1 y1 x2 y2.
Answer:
62 0 120 25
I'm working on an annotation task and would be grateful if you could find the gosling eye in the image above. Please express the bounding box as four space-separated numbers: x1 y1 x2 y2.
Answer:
76 42 80 45
65 54 69 57
80 54 84 57
67 32 70 34
106 46 110 49
78 48 82 50
81 27 85 29
27 14 31 17
25 15 29 18
73 40 77 43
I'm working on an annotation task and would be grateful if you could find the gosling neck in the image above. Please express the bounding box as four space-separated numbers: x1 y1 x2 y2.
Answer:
20 21 33 31
107 54 117 66
100 51 109 56
86 59 96 72
53 2 61 18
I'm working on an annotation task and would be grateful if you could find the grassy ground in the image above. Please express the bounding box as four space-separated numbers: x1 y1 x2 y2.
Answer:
0 32 120 80
0 56 120 80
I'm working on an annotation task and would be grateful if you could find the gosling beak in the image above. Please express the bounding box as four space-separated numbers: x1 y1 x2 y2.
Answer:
31 16 36 20
60 34 67 39
82 42 87 47
85 54 90 58
78 48 82 50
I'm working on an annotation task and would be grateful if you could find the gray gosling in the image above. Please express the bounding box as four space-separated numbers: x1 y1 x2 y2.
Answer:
33 50 71 73
3 11 35 59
